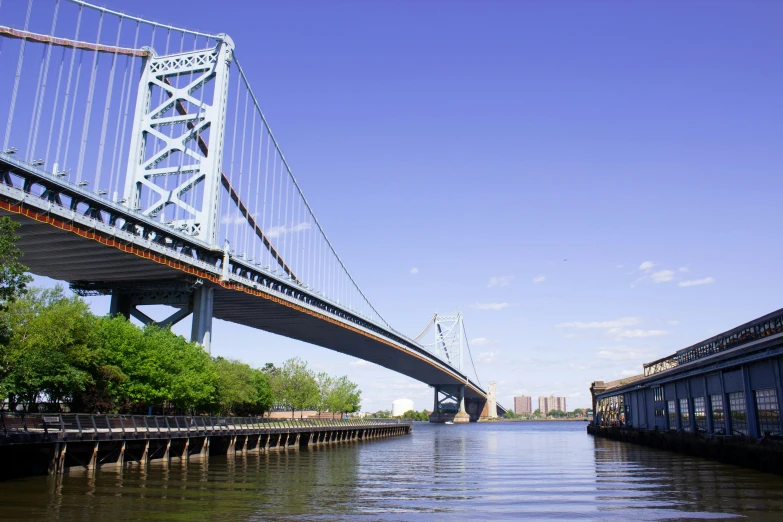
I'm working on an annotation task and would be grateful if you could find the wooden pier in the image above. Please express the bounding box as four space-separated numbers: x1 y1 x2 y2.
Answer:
0 413 412 480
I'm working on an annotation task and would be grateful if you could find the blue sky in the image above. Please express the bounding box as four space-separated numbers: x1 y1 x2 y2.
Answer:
18 0 783 411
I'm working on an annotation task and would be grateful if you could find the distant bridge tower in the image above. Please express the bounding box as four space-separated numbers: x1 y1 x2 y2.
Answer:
416 312 473 423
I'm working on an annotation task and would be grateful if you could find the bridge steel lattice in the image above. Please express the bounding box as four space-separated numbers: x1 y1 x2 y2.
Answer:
0 0 505 418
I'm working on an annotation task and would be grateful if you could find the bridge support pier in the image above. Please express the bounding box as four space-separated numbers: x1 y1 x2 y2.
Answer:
105 283 214 354
191 286 214 354
429 385 472 423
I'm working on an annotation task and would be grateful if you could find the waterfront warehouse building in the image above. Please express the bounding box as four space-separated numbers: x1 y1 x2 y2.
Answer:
514 396 532 414
590 307 783 438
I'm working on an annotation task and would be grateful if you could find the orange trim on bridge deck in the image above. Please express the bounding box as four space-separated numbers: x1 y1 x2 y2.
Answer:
0 199 483 398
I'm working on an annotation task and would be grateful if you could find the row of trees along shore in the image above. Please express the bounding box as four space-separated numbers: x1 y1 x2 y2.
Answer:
0 217 361 417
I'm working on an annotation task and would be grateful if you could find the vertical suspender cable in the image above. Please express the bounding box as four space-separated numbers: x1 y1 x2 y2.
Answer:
462 321 481 389
267 150 277 268
260 128 271 267
94 16 123 191
225 69 241 246
274 157 284 268
44 32 66 167
111 21 140 201
234 86 249 252
281 167 290 276
245 111 256 257
53 5 82 170
25 33 47 161
251 114 262 261
3 0 34 152
75 12 104 183
62 31 86 172
27 0 59 163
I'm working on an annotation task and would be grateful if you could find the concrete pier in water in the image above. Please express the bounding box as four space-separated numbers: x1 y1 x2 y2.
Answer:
0 414 412 480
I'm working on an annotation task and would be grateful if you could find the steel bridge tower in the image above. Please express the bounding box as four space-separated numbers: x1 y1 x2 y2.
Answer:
112 35 236 352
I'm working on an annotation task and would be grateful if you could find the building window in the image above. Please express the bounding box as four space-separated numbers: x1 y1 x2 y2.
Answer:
755 389 780 436
728 392 748 436
654 408 665 418
679 398 690 431
653 387 663 402
710 394 725 434
667 400 677 430
693 397 706 431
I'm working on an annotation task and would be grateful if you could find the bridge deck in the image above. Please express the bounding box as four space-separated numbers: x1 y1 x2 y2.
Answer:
0 199 487 400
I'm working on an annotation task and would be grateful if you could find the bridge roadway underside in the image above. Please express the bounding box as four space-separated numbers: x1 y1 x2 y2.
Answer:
0 207 488 402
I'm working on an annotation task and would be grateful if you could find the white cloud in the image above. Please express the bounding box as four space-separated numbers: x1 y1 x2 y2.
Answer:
473 302 510 311
609 328 669 340
651 270 675 283
471 337 499 346
476 350 499 363
667 320 680 325
555 317 642 329
616 264 624 269
409 267 419 275
639 261 655 272
487 275 513 288
679 267 689 273
349 360 369 367
678 277 715 287
619 369 641 377
266 221 311 238
596 346 652 361
221 212 250 225
532 275 546 284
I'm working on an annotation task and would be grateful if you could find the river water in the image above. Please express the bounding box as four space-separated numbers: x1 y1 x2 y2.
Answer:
1 421 783 520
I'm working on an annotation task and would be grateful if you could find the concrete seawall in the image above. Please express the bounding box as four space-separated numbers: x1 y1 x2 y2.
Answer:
588 424 783 476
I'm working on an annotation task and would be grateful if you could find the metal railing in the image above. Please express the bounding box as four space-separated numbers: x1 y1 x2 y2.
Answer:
0 413 410 442
643 308 783 377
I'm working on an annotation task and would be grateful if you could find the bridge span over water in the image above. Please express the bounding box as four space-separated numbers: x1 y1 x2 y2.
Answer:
0 0 504 419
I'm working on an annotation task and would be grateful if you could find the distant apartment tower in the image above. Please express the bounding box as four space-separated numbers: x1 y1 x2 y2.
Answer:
538 395 567 415
514 395 532 414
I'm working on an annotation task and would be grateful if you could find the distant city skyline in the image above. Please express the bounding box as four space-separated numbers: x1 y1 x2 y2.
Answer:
539 396 567 415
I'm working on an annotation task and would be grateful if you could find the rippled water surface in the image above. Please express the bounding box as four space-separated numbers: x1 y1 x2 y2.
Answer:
2 421 783 520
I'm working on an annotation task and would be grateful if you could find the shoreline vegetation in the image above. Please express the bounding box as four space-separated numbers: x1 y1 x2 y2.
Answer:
0 217 361 418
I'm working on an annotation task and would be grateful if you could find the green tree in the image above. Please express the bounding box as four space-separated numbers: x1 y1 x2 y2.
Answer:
0 217 31 304
504 410 521 419
547 409 565 418
96 318 216 413
0 217 31 347
251 369 273 415
533 408 542 417
325 375 361 415
279 357 318 419
0 287 98 411
315 371 332 414
402 409 430 421
212 357 259 415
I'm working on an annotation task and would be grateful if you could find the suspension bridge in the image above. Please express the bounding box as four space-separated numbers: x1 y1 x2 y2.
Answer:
0 0 505 421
